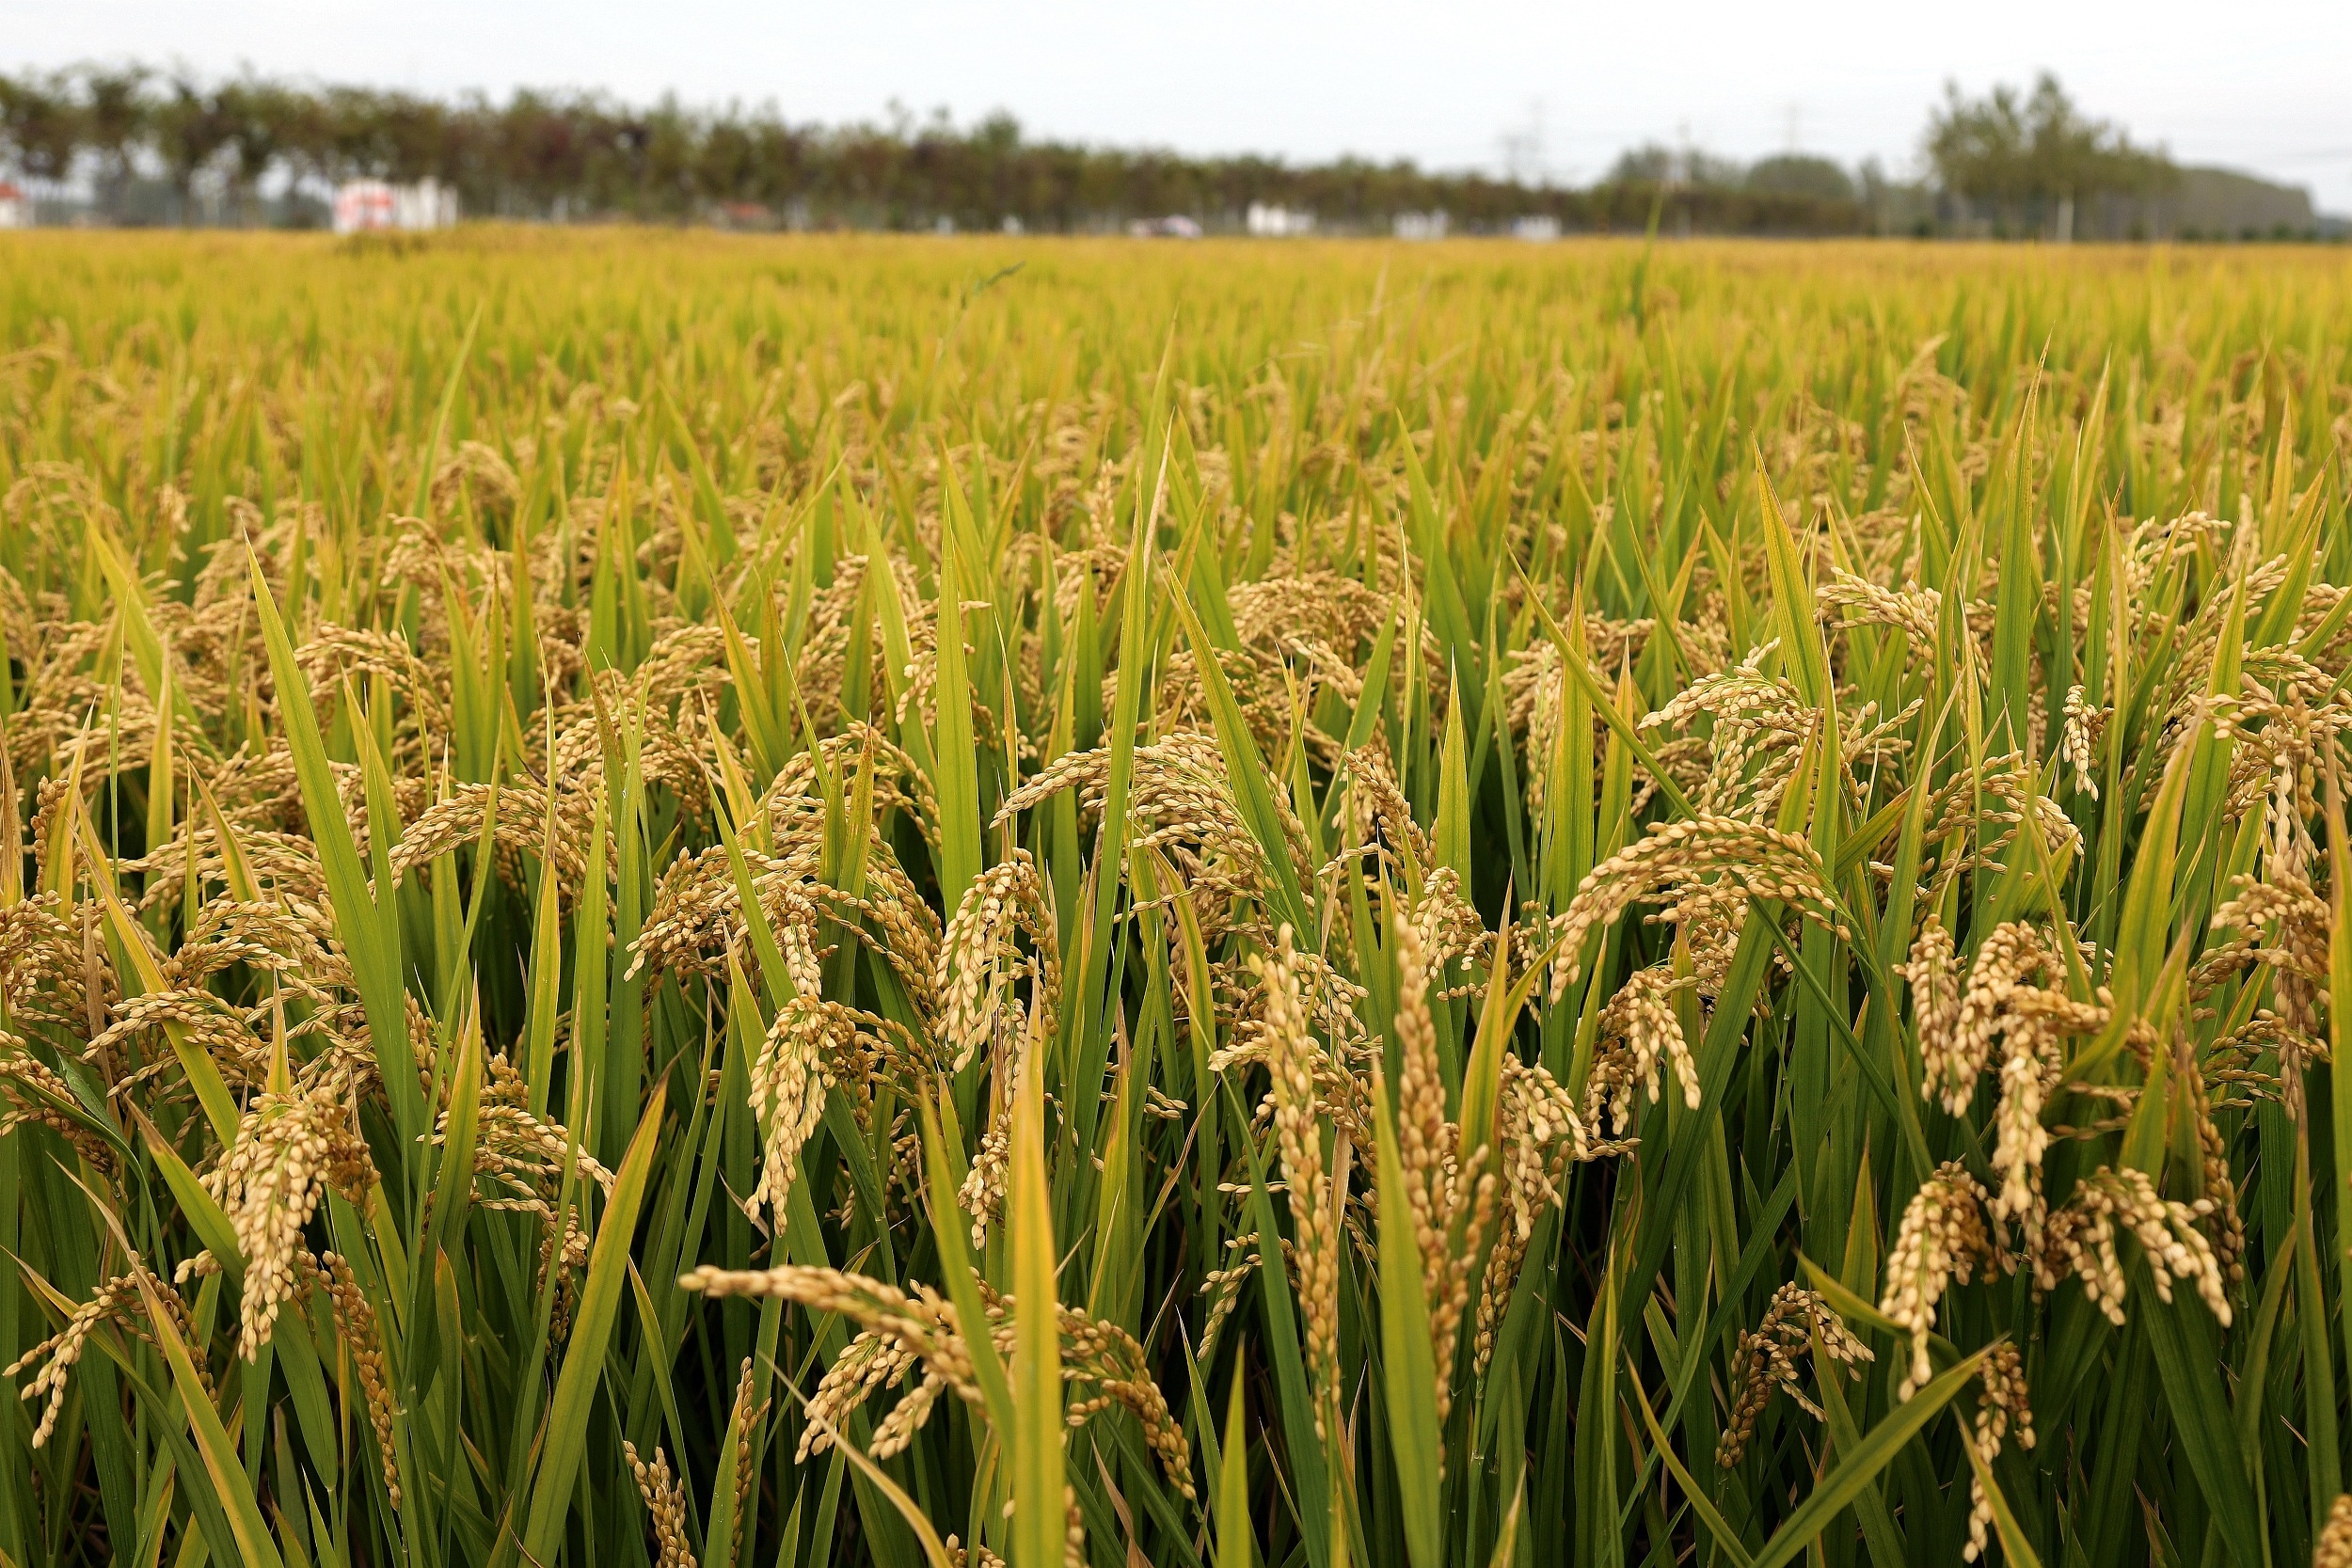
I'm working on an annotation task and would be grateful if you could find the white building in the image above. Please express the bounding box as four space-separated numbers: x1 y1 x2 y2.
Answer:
333 179 460 236
1393 211 1448 241
1246 202 1315 238
0 182 30 230
1129 214 1203 239
1510 214 1562 243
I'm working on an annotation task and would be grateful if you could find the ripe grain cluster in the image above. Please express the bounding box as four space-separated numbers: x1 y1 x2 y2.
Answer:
1 229 2349 1568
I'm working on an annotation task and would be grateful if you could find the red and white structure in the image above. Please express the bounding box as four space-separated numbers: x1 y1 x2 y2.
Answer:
332 179 459 235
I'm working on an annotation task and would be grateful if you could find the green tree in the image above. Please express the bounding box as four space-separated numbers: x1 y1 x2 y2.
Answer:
1607 142 1743 189
151 71 239 218
1925 72 2172 237
1745 153 1854 203
0 69 79 182
75 62 151 217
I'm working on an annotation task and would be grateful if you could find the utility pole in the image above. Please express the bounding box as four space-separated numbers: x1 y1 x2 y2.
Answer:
1498 99 1548 186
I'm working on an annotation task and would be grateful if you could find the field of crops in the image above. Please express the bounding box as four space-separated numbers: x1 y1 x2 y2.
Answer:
1 229 2350 1568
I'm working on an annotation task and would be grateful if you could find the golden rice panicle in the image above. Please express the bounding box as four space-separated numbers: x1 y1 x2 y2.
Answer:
1477 1054 1631 1374
1882 1162 2000 1399
1963 1343 2034 1563
941 1536 1007 1568
744 995 834 1230
1389 915 1457 1415
1408 864 1493 992
1056 1304 1197 1500
936 847 1059 1073
1986 984 2110 1238
1899 915 1962 1101
1380 907 1501 1429
205 1079 373 1358
1639 654 1818 823
728 1356 769 1556
2038 1166 2231 1330
958 1113 1013 1251
2059 685 2103 800
1438 1126 1497 1437
8 1270 143 1449
1497 1054 1611 1208
680 1263 1195 1500
866 1356 950 1461
958 970 1053 1249
1588 962 1699 1133
1905 919 2057 1118
1257 923 1342 1437
1817 569 1943 644
2316 1494 2352 1568
8 1256 212 1451
681 1263 987 1457
1716 1282 1873 1467
1551 815 1847 995
2199 871 2330 1120
2186 1074 2248 1291
799 1332 916 1460
1343 740 1436 877
0 1042 121 1176
1064 1482 1087 1568
323 1250 403 1510
624 1441 699 1568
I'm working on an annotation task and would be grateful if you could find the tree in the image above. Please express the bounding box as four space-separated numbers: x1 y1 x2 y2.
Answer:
0 70 82 182
1607 143 1743 189
1925 72 2172 237
76 62 152 216
0 58 1891 234
221 79 326 216
1745 154 1854 204
151 71 239 217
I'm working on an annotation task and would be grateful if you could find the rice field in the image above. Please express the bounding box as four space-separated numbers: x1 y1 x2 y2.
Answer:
1 228 2350 1568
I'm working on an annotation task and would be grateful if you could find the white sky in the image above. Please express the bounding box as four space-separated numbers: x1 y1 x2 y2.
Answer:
10 0 2352 212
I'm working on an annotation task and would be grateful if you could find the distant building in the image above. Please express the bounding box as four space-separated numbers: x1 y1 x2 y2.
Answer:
1943 166 2324 243
332 179 459 236
1393 211 1449 240
714 201 774 230
1129 214 1202 238
1246 202 1315 237
0 182 29 230
1511 214 1562 243
2152 166 2319 239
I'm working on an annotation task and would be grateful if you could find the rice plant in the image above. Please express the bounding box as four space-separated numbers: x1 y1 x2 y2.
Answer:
1 228 2349 1568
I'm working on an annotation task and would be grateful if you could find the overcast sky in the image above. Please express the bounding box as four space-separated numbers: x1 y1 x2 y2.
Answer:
10 0 2352 212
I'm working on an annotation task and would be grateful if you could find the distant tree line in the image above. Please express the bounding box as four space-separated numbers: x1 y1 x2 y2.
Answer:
0 63 1871 233
1921 73 2176 237
0 63 2289 240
